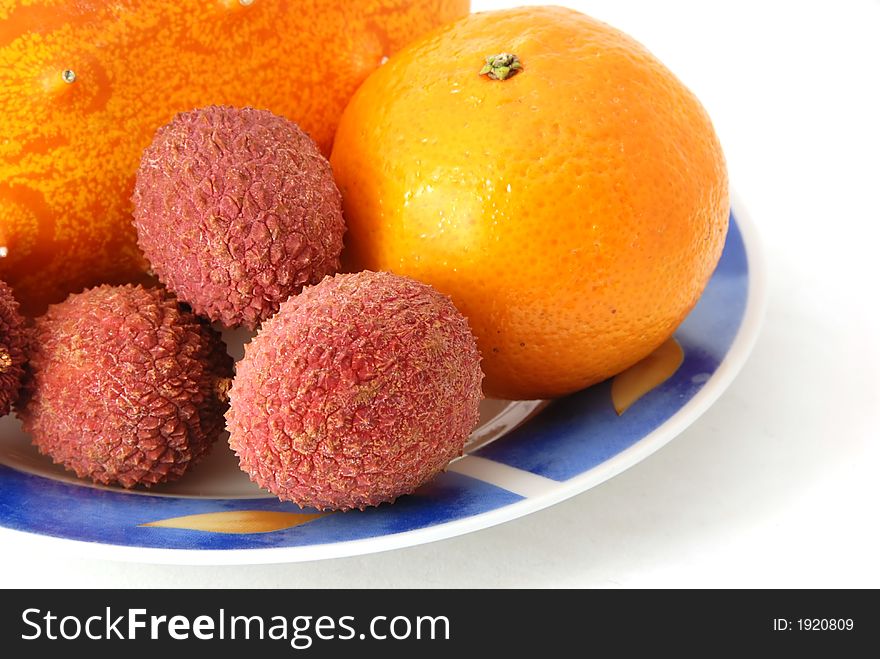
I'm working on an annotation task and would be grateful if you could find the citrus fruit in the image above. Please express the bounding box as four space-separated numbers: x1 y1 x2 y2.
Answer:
330 6 729 400
0 0 470 314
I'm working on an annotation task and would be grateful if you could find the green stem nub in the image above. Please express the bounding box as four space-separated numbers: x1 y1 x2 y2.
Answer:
479 53 522 81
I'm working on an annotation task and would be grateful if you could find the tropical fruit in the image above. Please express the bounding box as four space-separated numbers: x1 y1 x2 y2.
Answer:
17 285 232 488
227 271 483 510
0 279 27 416
0 0 470 314
132 106 345 329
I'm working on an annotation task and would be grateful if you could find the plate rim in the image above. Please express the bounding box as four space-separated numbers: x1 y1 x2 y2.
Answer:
0 191 766 565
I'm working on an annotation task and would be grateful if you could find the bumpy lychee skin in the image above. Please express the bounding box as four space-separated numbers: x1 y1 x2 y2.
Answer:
0 280 28 417
17 285 233 488
132 105 345 330
227 271 484 511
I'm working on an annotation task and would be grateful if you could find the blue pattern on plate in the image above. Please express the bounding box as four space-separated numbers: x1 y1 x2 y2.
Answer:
0 214 750 550
472 213 749 480
0 466 520 549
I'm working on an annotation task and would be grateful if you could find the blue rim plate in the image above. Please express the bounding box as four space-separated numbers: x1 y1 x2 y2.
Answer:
0 194 765 564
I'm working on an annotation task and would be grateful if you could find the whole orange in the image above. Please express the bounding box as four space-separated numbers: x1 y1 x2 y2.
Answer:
331 6 729 400
0 0 469 314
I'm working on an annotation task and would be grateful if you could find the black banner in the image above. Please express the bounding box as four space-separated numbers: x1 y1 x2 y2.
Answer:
0 589 874 656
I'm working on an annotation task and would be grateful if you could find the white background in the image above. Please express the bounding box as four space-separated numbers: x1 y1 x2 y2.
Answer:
3 0 879 587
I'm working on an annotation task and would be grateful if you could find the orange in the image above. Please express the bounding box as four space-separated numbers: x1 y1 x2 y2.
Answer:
0 0 469 314
331 6 729 400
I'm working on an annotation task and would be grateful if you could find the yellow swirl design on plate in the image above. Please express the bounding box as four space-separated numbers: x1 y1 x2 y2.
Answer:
611 338 685 415
141 511 328 534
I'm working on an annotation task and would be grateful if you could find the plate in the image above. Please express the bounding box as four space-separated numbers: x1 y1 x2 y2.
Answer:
0 195 765 564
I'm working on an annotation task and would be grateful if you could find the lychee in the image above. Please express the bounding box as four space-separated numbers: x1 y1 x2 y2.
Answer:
227 271 484 511
0 280 27 417
17 285 233 488
132 105 345 330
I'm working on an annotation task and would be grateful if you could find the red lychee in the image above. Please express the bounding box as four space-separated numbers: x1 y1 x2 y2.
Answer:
17 285 233 488
0 280 27 417
227 271 484 510
132 105 345 329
